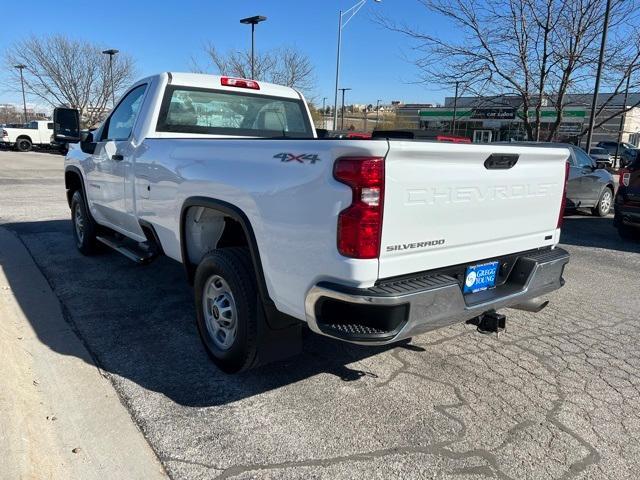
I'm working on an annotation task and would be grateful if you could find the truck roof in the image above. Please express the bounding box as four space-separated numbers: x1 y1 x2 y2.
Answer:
164 72 303 100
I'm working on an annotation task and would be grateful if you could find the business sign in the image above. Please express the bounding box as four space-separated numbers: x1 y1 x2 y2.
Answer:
470 108 516 120
557 122 583 134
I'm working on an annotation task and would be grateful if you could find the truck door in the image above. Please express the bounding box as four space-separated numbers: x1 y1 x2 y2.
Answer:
86 84 147 237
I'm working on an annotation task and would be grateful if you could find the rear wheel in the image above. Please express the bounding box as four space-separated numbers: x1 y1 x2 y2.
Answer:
16 138 32 152
194 247 259 373
592 188 613 217
71 190 98 254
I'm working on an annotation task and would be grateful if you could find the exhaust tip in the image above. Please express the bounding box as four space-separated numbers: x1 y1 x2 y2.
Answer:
512 298 549 313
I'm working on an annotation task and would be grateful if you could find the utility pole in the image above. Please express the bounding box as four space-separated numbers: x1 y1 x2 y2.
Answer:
14 64 28 124
614 71 632 168
101 49 119 107
339 88 352 130
585 0 611 153
451 81 460 135
240 16 267 79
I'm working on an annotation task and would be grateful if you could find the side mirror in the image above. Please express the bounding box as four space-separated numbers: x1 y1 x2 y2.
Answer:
80 131 96 154
53 107 81 143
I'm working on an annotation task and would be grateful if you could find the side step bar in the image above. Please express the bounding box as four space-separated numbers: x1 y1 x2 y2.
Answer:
96 235 159 264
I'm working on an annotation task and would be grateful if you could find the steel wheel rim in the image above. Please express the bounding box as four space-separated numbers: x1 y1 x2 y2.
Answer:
74 203 85 242
202 274 238 350
601 190 612 214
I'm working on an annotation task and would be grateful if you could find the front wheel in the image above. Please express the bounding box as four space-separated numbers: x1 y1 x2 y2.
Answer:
592 188 613 217
194 247 259 373
70 190 98 255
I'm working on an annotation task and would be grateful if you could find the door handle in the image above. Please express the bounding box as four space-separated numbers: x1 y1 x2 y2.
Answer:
112 154 124 161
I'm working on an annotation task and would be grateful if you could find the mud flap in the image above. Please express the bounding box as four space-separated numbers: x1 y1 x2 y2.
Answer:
252 305 303 368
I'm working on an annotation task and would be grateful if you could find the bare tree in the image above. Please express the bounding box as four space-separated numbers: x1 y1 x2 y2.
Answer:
197 44 316 95
378 0 640 141
4 35 136 126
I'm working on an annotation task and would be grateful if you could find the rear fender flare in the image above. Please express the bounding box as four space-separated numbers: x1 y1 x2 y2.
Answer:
180 197 298 330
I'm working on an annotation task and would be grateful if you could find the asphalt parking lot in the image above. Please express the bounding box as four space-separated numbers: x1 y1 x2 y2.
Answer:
1 149 640 480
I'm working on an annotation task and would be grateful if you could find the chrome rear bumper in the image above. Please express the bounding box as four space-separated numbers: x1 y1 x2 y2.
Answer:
305 247 569 345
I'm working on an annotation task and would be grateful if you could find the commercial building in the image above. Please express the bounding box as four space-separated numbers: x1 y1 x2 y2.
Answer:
415 93 640 144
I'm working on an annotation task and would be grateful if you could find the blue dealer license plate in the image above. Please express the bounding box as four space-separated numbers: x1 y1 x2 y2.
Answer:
463 261 500 294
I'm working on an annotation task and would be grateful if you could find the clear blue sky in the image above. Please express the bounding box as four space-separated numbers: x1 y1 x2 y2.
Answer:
0 0 455 108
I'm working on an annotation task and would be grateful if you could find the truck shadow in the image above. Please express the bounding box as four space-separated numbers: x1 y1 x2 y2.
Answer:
560 213 640 254
3 219 409 407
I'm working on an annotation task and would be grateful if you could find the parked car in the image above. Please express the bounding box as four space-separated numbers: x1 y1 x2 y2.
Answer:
589 147 613 166
614 153 640 240
596 140 637 166
496 142 615 216
54 72 570 373
0 120 54 151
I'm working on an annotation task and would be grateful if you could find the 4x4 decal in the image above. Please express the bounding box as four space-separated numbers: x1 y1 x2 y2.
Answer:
274 153 321 164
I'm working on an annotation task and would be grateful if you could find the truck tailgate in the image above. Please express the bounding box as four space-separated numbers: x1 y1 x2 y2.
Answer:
379 142 569 279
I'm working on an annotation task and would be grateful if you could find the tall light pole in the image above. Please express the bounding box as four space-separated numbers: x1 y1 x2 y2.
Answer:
339 87 352 130
14 64 28 124
333 0 382 130
376 99 382 126
102 49 119 107
585 0 611 153
240 15 267 79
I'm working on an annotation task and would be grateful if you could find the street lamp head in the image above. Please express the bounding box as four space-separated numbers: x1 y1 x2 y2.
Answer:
240 15 267 25
102 49 119 56
14 64 26 70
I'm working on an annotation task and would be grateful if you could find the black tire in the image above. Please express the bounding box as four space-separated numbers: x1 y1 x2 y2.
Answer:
70 190 98 255
194 247 259 373
592 187 613 217
16 138 32 152
617 224 638 241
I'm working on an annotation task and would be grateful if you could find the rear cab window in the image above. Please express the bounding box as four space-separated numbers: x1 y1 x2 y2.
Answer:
156 86 313 138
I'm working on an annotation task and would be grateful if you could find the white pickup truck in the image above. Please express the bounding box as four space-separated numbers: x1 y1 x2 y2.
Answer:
54 72 570 372
1 120 54 151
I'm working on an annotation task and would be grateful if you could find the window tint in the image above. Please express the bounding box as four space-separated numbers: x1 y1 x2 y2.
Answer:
574 148 594 167
104 85 147 141
157 86 313 138
47 122 54 129
28 121 37 129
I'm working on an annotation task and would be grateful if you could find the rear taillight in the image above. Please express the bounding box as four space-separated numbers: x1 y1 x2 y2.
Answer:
557 160 570 228
221 77 260 90
334 157 385 259
620 168 630 187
